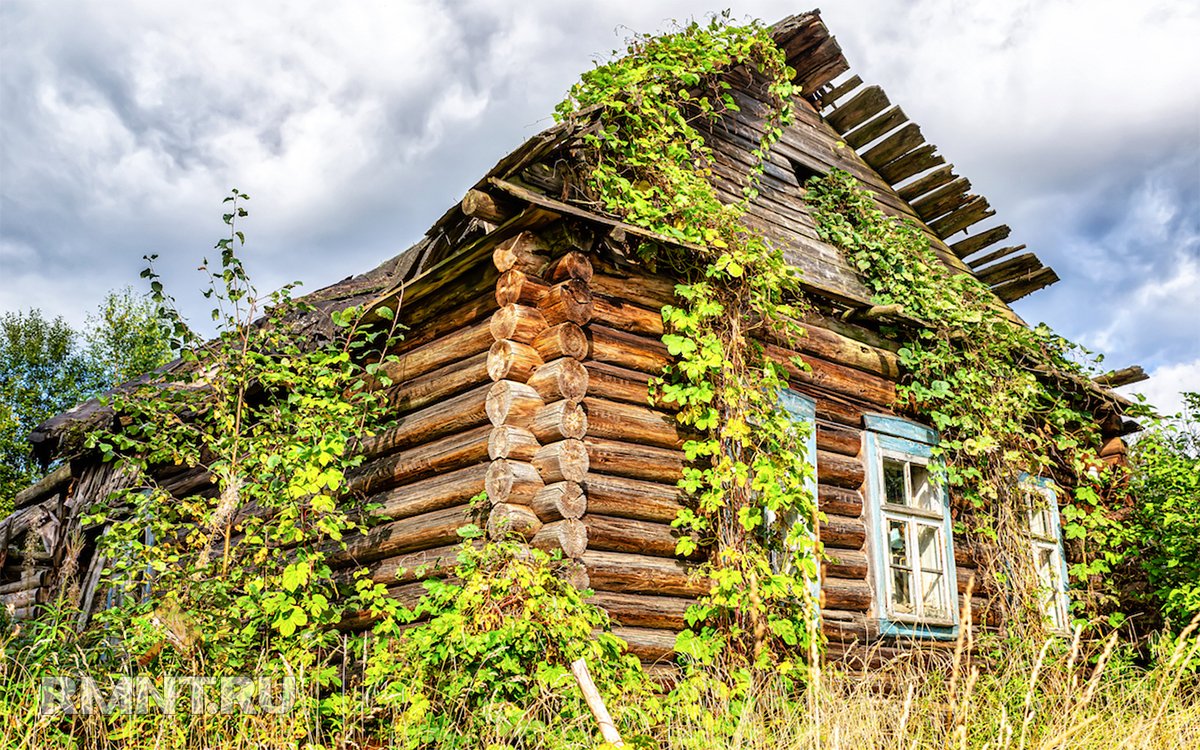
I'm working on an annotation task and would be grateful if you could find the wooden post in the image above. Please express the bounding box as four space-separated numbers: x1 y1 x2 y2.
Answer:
570 658 625 747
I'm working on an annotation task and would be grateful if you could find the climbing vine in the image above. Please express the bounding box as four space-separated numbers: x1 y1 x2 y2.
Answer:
557 14 822 663
805 170 1123 626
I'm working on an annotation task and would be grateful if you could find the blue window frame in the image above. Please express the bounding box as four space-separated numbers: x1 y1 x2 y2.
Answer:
769 389 820 597
1020 475 1071 632
863 414 959 640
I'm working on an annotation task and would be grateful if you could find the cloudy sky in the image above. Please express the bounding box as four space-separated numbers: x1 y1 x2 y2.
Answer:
1 0 1197 412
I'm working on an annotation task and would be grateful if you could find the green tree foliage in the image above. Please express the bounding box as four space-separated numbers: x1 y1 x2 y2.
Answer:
84 287 174 387
0 292 172 510
0 310 100 504
1125 393 1200 625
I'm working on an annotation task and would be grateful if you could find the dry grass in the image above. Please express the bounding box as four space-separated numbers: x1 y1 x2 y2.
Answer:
1 618 1196 749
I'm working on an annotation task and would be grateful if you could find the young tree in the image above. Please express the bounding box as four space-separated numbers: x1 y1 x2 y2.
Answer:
83 287 174 388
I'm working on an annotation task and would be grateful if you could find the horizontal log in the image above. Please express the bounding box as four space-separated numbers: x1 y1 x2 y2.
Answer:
583 473 683 524
611 626 677 662
387 351 490 414
531 519 588 558
817 423 861 457
816 450 865 490
813 396 867 428
353 543 469 586
493 231 549 273
533 439 590 483
377 320 493 385
589 591 693 631
583 397 683 450
528 358 589 402
583 362 652 406
584 514 690 559
531 481 587 521
822 576 872 611
540 279 594 326
592 296 664 337
497 269 549 307
584 438 684 484
769 345 896 407
359 383 490 458
365 463 488 522
582 550 707 597
462 188 516 224
589 272 677 311
490 304 547 344
0 570 45 595
485 460 544 505
547 251 593 284
329 504 477 566
347 425 491 495
487 502 542 541
794 320 901 380
819 484 863 518
488 425 540 461
531 322 588 361
530 400 588 443
486 380 544 429
487 340 543 382
820 513 867 550
588 325 671 374
823 548 869 580
13 462 72 510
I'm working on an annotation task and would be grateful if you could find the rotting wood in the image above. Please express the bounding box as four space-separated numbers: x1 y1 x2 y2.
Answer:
492 231 550 274
975 252 1043 287
992 266 1059 302
896 165 956 203
583 397 682 450
497 269 549 307
861 123 924 169
950 225 1011 259
825 85 889 132
967 244 1026 271
842 106 907 149
547 251 594 284
540 279 595 326
876 145 944 185
462 189 516 224
930 196 995 238
911 177 972 221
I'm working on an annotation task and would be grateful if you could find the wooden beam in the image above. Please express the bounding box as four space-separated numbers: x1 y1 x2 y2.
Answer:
950 225 1011 259
843 106 907 149
861 123 924 170
992 266 1060 302
976 252 1043 287
911 177 972 221
1094 366 1148 389
876 145 944 184
897 165 956 203
930 196 995 238
825 85 889 132
816 74 861 110
968 244 1026 270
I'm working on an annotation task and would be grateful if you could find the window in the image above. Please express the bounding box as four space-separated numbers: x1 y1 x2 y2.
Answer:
864 414 958 639
1021 477 1070 632
767 389 819 593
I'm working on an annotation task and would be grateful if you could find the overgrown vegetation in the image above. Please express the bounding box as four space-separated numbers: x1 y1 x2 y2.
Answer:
1 12 1197 750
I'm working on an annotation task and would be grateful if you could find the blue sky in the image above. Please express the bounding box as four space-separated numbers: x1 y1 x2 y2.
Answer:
1 0 1197 412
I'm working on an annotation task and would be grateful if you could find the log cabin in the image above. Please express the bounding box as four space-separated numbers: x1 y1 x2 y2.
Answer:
1 10 1141 670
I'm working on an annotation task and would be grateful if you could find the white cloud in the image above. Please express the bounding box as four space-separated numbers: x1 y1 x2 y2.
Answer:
1120 359 1200 416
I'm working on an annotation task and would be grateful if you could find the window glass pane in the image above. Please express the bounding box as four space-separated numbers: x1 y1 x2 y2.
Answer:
891 569 914 614
917 524 942 571
922 572 950 619
888 520 910 567
883 459 907 506
910 464 934 510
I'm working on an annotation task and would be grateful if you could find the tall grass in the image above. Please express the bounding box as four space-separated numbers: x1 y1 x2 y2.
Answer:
2 617 1196 749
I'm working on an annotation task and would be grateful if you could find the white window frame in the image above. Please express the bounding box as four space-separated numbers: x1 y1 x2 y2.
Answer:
1021 476 1071 632
864 414 959 639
